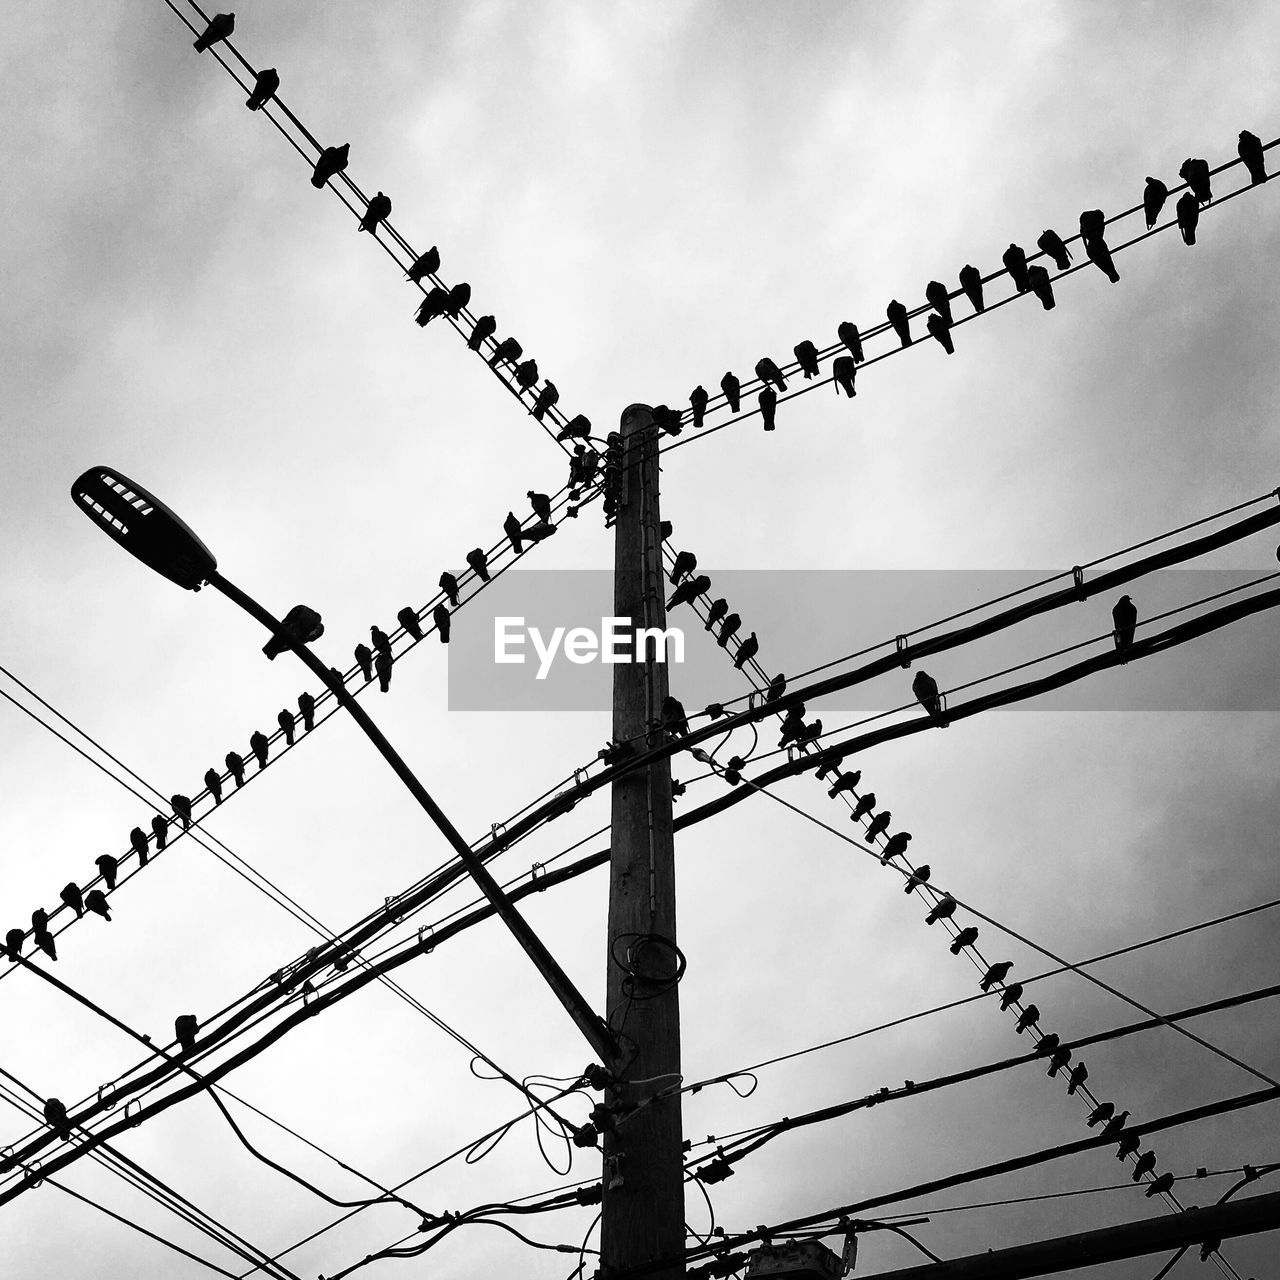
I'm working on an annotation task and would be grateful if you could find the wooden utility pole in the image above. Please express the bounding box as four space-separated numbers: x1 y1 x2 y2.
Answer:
600 404 685 1279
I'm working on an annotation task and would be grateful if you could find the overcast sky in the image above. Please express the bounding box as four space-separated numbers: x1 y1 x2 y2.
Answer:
2 3 1279 1278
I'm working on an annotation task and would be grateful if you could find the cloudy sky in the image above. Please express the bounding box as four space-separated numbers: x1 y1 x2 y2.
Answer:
2 2 1279 1277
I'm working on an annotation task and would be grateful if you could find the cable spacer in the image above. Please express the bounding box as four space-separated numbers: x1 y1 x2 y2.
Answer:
531 862 547 891
895 634 911 668
1072 565 1087 600
418 925 435 954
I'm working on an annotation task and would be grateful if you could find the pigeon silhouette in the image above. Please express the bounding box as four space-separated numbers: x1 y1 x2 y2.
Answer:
667 574 710 610
925 894 956 925
653 404 683 438
754 357 787 392
690 385 709 429
794 719 823 747
879 831 911 864
1034 1033 1062 1060
262 603 324 660
864 810 891 843
504 512 525 555
527 491 552 523
43 1097 72 1140
765 674 787 703
720 371 741 412
1142 179 1169 229
1045 1045 1071 1077
1087 1101 1115 1128
1132 1151 1156 1182
1176 191 1199 244
886 299 912 347
1026 264 1055 310
85 890 110 921
1145 1171 1174 1198
33 924 56 961
414 286 450 326
850 792 877 823
704 598 728 632
660 696 688 737
1067 1063 1089 1095
439 572 460 606
310 142 350 189
468 314 497 350
827 770 862 797
299 691 316 731
406 247 441 283
131 825 151 863
204 768 223 804
1002 243 1030 292
999 982 1024 1010
558 414 592 443
1112 595 1137 651
759 387 777 431
958 264 985 313
924 281 953 325
926 313 954 354
95 854 118 891
1014 1004 1040 1033
979 961 1013 991
375 651 392 693
912 669 943 719
1238 130 1267 184
398 607 425 641
949 926 978 955
904 864 931 893
832 355 857 398
171 794 192 831
445 282 472 317
354 643 374 683
1085 236 1120 283
250 731 269 769
669 550 697 583
151 814 169 850
777 705 807 746
193 12 234 52
175 1014 199 1054
717 613 741 647
4 928 24 961
245 67 279 111
60 883 84 919
1179 157 1212 204
489 336 523 368
514 358 540 391
433 603 451 643
793 340 820 379
466 548 490 582
1036 230 1072 271
277 708 296 745
837 321 864 362
733 632 759 670
358 192 391 234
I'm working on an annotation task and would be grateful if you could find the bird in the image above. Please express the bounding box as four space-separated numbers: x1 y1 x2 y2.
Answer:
527 491 553 525
669 550 697 583
1142 178 1169 229
813 751 842 778
1014 1004 1040 1033
33 922 56 961
489 336 523 368
250 731 269 769
414 286 450 326
847 791 878 822
468 314 497 351
690 385 709 428
667 574 711 610
958 264 985 313
175 1014 199 1054
406 246 441 283
837 321 864 362
777 705 808 746
704 598 728 632
1179 156 1212 204
925 894 956 925
1176 191 1199 244
439 572 460 606
720 371 741 412
277 709 296 746
1046 1046 1071 1077
886 299 911 346
245 67 279 111
832 355 857 398
1087 1100 1116 1128
1026 264 1055 310
358 192 391 234
654 404 684 435
375 651 392 693
759 388 777 432
60 883 84 919
912 669 943 719
1145 1171 1175 1198
998 982 1024 1010
1098 1108 1130 1137
660 696 688 737
514 358 540 391
95 854 118 891
398 607 425 642
1002 243 1030 292
1067 1063 1089 1095
766 674 787 703
924 281 953 325
310 142 350 189
558 414 592 443
445 282 472 317
827 771 862 797
879 831 911 864
4 929 24 961
1238 129 1267 184
130 826 150 864
193 12 234 52
1033 1032 1061 1058
151 815 169 850
794 719 823 747
262 604 324 659
43 1097 72 1140
204 768 223 804
864 810 891 843
949 926 978 955
755 357 787 392
1085 236 1120 283
1036 229 1072 271
85 890 110 921
1077 210 1105 249
717 613 741 647
1132 1151 1156 1182
504 512 525 554
299 692 316 731
354 643 374 682
926 313 954 354
980 962 1012 991
225 751 246 788
904 865 931 893
794 340 820 379
1112 595 1137 651
466 548 490 582
733 632 759 669
1115 1132 1141 1160
171 794 193 831
432 603 451 643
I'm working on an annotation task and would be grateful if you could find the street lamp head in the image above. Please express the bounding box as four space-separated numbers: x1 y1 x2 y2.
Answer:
71 466 217 591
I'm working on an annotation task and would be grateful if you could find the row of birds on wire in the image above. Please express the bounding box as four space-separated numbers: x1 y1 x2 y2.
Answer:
659 129 1270 437
650 555 1177 1196
1 488 591 965
188 11 600 462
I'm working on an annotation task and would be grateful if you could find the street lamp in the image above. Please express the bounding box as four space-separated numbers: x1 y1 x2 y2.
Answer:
70 465 616 1067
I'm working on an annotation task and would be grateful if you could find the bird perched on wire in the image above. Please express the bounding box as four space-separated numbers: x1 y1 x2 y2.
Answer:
358 192 392 234
1067 1063 1089 1095
171 794 193 831
354 643 374 683
827 769 861 797
204 768 223 804
832 355 857 398
95 854 118 891
193 12 234 52
794 719 823 747
1142 178 1168 228
504 512 525 555
4 929 23 961
43 1097 72 1141
527 491 552 524
886 299 911 347
415 286 450 326
1179 156 1212 204
766 674 787 703
925 894 956 925
1131 1151 1157 1182
558 414 592 444
175 1014 199 1055
130 826 151 864
406 246 441 283
277 708 296 746
372 625 392 656
532 382 560 423
958 264 985 314
85 890 111 921
1099 1110 1130 1140
514 359 540 392
1112 595 1137 652
949 926 978 955
667 574 711 610
299 691 316 732
1145 1171 1175 1198
850 792 877 824
443 282 471 318
262 604 324 660
717 613 741 647
1046 1045 1072 1077
778 705 807 746
467 314 496 352
689 385 709 429
793 341 820 379
250 731 269 770
924 281 953 326
999 982 1024 1010
754 357 787 393
1002 243 1031 293
720 371 742 413
864 810 891 843
759 387 777 431
32 911 56 960
733 632 759 670
151 814 169 850
1085 234 1120 284
704 598 728 632
652 403 684 436
660 696 689 737
1026 265 1055 310
926 313 954 354
431 603 450 643
489 336 523 368
466 548 490 583
837 321 864 362
669 550 697 583
245 67 279 111
439 572 460 606
980 961 1012 991
879 831 911 864
1036 230 1072 271
60 883 84 919
912 669 943 719
1014 1004 1040 1033
311 142 350 189
1238 129 1267 184
397 607 424 642
1175 191 1199 244
375 651 393 694
225 751 246 788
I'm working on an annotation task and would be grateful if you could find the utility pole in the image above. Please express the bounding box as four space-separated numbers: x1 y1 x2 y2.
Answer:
600 405 685 1279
